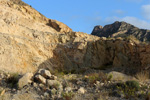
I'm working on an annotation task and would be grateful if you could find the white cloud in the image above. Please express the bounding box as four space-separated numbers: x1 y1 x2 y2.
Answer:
113 10 125 15
141 5 150 20
105 16 150 29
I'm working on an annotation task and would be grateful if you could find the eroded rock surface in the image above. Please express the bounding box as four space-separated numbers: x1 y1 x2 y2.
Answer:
0 0 150 75
91 21 150 42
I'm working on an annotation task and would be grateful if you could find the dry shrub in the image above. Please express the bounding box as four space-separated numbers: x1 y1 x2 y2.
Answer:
135 71 149 82
84 72 112 84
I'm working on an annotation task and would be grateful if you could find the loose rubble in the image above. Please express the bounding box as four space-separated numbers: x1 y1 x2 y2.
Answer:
0 69 150 100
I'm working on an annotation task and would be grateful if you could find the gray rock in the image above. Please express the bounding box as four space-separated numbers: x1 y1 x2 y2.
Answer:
38 69 51 79
44 92 49 97
108 71 136 82
47 80 61 89
91 21 150 43
18 73 33 89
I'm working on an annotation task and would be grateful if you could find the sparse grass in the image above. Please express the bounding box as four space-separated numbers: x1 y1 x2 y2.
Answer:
84 72 112 85
98 90 109 100
116 80 140 99
126 80 140 91
10 0 29 6
51 69 65 78
52 82 60 90
135 71 149 82
62 91 74 100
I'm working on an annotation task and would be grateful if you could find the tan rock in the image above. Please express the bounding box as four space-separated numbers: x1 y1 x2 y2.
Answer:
18 73 33 89
35 75 46 84
108 71 136 81
78 87 86 94
0 89 5 96
0 0 149 75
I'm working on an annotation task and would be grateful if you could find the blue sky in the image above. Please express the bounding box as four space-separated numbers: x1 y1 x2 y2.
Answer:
22 0 150 34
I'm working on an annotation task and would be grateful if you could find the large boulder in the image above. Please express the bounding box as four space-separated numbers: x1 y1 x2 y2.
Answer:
108 71 136 81
18 73 33 89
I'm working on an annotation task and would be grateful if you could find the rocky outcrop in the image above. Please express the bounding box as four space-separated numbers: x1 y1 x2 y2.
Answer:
91 21 150 42
48 37 150 73
0 0 72 73
0 0 150 75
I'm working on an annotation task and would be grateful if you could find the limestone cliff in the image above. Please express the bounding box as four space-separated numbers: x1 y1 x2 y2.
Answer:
0 0 72 73
0 0 150 74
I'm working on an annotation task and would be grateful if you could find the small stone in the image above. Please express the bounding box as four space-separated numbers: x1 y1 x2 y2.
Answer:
96 81 100 84
47 80 62 90
47 80 59 86
78 87 86 94
35 74 46 84
100 83 104 86
0 89 5 96
44 92 49 97
50 75 57 80
33 82 38 87
39 83 45 88
12 88 16 91
18 73 33 89
65 87 72 92
38 69 51 79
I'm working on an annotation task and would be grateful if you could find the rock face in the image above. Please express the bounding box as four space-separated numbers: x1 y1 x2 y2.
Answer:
0 0 72 73
0 0 150 74
91 21 150 42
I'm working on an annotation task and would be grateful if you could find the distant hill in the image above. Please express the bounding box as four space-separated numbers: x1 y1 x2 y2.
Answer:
91 21 150 42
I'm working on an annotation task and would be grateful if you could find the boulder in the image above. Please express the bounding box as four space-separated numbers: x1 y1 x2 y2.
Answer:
108 71 136 81
35 74 46 84
38 69 51 79
18 73 33 89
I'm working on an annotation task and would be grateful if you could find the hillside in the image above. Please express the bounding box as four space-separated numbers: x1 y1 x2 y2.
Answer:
0 0 150 100
91 21 150 43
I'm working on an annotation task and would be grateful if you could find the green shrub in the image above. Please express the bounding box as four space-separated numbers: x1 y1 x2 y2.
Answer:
85 73 100 84
84 72 112 85
107 74 113 81
62 92 74 100
125 80 140 91
6 73 19 88
116 80 140 99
